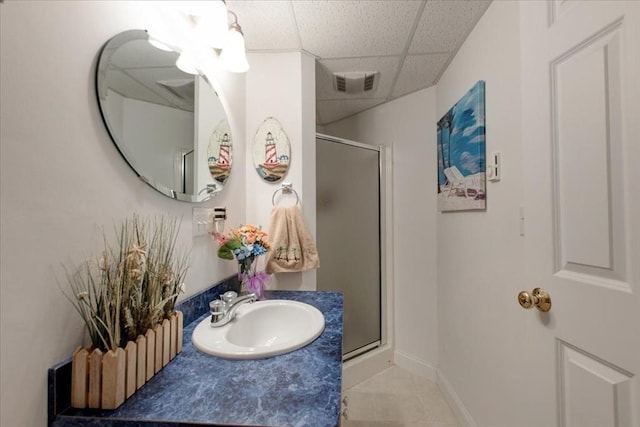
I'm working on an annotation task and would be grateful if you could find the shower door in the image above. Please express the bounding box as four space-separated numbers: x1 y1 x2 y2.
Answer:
316 134 382 359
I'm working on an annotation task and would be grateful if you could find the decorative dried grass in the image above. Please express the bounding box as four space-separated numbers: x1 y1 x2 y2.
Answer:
62 214 189 352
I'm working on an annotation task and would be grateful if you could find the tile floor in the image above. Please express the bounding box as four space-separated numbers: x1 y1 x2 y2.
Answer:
342 365 459 427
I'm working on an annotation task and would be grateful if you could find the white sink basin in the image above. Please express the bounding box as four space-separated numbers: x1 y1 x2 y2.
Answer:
192 299 325 359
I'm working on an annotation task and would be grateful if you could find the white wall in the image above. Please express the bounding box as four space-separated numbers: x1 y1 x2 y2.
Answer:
0 2 246 427
435 2 530 426
245 52 317 290
323 87 439 379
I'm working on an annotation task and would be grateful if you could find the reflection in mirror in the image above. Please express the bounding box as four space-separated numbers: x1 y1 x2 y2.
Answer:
96 29 233 202
208 119 233 184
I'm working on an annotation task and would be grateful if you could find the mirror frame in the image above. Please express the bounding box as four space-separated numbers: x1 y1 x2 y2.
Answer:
95 29 231 202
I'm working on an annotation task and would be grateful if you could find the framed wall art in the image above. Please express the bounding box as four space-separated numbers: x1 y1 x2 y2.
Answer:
437 80 486 212
253 117 291 183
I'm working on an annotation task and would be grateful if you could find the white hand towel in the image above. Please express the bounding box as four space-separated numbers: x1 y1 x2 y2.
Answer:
266 205 320 273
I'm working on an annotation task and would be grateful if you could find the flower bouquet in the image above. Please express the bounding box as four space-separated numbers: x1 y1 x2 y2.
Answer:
216 224 271 299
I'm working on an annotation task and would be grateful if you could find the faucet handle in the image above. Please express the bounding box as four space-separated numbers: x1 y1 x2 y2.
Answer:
210 300 226 314
210 299 225 313
210 300 226 325
221 291 237 303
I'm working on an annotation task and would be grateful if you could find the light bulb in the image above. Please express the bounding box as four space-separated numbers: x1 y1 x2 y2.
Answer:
220 25 249 73
176 51 199 75
195 1 229 49
147 5 181 52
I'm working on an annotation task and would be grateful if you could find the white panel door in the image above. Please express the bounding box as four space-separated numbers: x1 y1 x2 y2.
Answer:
520 1 639 426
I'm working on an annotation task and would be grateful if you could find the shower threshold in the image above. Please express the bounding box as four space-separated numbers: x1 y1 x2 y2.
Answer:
343 340 381 362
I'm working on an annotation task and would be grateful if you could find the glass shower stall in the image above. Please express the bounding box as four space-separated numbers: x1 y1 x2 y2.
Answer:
316 134 384 360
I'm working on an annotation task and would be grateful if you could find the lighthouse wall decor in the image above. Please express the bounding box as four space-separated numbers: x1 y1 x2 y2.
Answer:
208 119 233 184
253 117 291 183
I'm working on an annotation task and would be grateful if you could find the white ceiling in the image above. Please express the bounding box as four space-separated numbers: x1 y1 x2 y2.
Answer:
226 0 492 126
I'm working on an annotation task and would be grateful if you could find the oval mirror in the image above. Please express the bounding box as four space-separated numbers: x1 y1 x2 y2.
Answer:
96 30 232 202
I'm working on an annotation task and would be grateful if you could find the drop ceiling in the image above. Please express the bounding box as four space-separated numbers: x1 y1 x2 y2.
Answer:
226 0 492 126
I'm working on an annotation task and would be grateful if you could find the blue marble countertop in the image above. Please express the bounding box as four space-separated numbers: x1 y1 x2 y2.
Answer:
50 290 343 427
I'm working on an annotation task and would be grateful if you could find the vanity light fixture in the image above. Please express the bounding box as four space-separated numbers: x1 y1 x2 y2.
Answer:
194 0 229 49
147 1 249 75
176 50 201 75
220 11 250 73
147 4 182 52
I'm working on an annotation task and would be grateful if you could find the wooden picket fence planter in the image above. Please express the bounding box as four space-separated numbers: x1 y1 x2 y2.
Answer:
70 311 183 410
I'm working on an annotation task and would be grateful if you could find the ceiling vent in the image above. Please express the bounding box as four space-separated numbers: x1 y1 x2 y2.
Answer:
333 71 380 94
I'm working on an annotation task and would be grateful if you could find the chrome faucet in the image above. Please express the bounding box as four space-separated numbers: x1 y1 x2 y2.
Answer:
209 291 257 327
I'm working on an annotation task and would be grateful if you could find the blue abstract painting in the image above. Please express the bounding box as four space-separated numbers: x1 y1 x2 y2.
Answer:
437 80 486 212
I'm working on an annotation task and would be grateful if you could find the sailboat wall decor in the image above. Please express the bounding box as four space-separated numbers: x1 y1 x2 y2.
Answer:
253 117 291 183
208 119 233 184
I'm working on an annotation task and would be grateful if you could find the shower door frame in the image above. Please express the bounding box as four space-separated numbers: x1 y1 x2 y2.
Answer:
316 133 389 361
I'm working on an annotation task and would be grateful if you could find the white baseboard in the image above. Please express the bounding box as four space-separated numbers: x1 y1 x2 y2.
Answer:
394 350 437 381
342 345 394 390
437 369 478 427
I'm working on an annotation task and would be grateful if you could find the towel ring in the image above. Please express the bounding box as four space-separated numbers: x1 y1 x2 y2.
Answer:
272 183 300 206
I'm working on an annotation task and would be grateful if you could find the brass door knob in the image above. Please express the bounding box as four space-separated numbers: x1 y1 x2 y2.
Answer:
518 287 552 312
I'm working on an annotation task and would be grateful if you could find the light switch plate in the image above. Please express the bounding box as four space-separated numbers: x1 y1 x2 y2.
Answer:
487 151 501 182
192 208 214 237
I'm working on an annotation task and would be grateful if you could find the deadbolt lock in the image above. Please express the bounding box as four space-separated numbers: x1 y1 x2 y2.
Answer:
518 287 552 312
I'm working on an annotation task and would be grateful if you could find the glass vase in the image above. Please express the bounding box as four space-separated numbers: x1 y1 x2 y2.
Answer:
238 256 257 282
237 256 268 299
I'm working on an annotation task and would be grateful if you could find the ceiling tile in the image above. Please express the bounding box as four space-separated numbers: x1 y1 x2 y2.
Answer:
292 0 422 58
409 0 491 54
316 56 401 101
391 53 450 98
317 98 386 125
223 0 493 124
226 1 300 51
